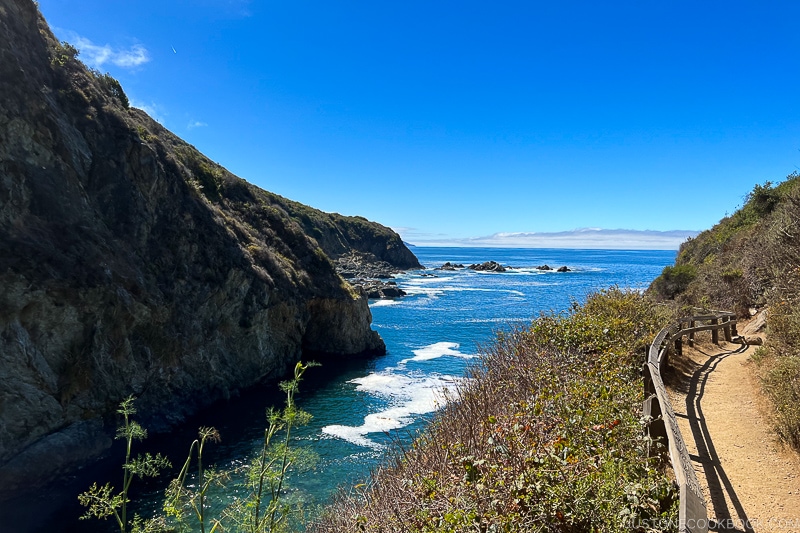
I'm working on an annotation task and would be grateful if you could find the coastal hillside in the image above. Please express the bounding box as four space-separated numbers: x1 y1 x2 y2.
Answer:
649 172 800 449
0 0 416 496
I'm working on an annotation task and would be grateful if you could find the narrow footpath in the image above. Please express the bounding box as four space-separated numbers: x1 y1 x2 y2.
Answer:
666 323 800 533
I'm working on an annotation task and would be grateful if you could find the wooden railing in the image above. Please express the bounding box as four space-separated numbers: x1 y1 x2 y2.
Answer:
643 311 737 533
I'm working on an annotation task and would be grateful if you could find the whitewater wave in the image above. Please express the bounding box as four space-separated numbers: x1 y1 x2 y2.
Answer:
321 372 460 448
369 299 399 308
398 341 475 365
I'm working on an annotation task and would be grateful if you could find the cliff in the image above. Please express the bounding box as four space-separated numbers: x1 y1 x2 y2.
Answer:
0 0 415 496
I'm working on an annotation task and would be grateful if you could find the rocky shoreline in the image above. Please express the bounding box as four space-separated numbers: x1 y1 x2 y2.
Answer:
334 252 418 299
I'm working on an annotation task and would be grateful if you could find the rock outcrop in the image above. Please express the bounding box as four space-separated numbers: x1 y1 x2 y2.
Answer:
436 262 465 271
0 0 412 496
357 280 407 299
468 261 508 272
334 251 404 279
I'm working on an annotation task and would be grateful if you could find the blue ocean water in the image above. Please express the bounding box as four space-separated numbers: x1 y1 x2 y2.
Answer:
183 247 675 518
17 247 675 532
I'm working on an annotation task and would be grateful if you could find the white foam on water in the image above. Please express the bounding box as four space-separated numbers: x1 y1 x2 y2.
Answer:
403 286 445 298
404 285 524 297
398 341 475 365
321 372 460 448
462 317 529 324
321 425 383 449
369 299 399 308
404 275 457 286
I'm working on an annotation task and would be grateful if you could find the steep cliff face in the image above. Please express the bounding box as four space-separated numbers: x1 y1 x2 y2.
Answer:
0 0 412 495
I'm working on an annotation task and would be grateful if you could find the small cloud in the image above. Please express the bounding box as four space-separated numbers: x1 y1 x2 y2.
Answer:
68 33 150 69
187 120 208 130
406 228 700 250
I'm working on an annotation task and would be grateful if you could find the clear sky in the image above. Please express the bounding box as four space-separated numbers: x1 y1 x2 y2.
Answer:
35 1 800 249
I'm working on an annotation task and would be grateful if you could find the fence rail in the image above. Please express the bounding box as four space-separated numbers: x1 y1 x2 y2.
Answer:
643 310 737 533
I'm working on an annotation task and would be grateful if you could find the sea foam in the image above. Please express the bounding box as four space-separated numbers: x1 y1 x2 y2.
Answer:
399 341 475 365
321 372 459 448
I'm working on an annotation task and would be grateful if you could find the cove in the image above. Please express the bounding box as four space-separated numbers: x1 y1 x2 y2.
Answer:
5 247 675 532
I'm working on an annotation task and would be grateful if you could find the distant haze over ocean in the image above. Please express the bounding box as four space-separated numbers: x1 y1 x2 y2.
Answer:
402 228 698 250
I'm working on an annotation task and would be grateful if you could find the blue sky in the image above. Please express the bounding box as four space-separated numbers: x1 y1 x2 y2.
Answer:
36 1 800 249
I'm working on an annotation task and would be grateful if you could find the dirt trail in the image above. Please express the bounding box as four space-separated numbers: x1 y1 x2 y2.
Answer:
666 330 800 532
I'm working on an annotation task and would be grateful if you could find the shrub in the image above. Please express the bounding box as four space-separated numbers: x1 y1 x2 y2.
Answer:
650 264 697 300
51 40 79 67
762 355 800 450
97 72 130 108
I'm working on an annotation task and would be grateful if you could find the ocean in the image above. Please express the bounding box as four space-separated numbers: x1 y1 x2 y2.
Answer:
12 247 675 532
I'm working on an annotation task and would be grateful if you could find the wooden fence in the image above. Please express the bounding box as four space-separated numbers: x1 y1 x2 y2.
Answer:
643 311 737 533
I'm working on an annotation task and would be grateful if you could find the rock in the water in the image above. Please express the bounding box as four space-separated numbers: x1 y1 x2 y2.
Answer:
436 262 465 271
468 261 507 272
557 266 571 272
536 265 553 271
354 280 407 299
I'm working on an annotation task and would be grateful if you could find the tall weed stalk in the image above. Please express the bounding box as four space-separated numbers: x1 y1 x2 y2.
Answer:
79 361 317 533
78 396 171 533
164 426 225 532
224 360 318 533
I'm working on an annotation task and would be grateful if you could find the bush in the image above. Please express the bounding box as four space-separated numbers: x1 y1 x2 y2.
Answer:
762 355 800 450
97 72 130 108
650 264 697 300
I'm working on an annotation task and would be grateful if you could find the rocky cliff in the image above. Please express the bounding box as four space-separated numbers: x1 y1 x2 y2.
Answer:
0 0 416 496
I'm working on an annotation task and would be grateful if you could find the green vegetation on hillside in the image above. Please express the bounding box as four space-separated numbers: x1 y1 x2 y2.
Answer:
311 289 678 532
649 172 800 450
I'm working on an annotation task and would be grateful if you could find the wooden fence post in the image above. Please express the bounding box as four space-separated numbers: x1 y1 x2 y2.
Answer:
688 320 695 346
723 316 732 342
643 392 667 459
711 318 719 344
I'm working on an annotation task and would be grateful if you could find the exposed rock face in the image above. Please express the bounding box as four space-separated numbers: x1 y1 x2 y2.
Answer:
334 251 403 279
356 280 407 299
468 261 508 272
0 0 410 496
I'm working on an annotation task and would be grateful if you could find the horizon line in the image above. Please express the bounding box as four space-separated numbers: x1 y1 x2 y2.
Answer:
399 228 700 251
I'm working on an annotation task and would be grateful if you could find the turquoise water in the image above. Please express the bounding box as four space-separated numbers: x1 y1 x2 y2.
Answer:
158 248 675 522
13 247 675 532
